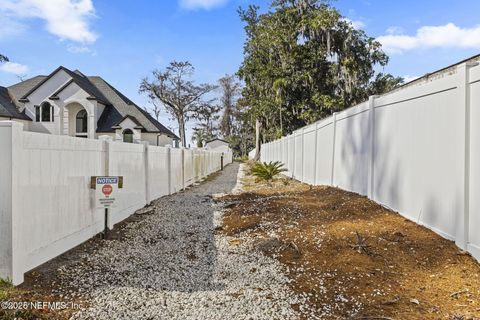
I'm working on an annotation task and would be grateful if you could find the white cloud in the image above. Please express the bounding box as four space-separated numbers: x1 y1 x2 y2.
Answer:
385 26 404 35
179 0 228 10
0 61 29 74
0 14 27 39
378 23 480 54
0 0 97 43
343 18 366 30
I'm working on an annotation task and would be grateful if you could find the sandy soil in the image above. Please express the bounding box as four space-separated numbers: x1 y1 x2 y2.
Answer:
219 165 480 320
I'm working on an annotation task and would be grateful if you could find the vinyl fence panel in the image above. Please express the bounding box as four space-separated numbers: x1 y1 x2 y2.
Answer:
0 122 232 285
257 59 480 262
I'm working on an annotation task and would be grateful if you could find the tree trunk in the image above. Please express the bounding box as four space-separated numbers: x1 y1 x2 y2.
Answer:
178 115 186 148
254 118 261 161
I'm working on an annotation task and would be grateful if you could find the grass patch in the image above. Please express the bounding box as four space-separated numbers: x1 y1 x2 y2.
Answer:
0 278 14 300
0 278 48 320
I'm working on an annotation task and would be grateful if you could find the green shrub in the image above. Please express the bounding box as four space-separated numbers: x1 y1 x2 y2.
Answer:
235 155 249 163
251 161 287 182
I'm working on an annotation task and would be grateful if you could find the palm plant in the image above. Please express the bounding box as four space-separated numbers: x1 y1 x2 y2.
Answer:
251 161 286 182
191 128 212 148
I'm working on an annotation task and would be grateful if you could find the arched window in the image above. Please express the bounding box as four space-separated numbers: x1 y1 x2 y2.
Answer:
35 102 54 122
123 129 134 143
76 109 88 134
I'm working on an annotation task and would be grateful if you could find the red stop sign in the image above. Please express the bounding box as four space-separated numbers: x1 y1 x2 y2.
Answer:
102 184 113 197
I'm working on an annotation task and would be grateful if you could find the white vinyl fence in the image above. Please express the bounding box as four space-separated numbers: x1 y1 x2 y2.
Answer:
0 121 232 285
261 58 480 262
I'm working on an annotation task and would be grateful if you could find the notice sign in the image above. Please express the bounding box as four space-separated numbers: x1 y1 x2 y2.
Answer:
91 176 123 208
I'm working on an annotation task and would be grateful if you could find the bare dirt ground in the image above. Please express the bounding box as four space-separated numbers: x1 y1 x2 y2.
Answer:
3 162 480 320
219 164 480 320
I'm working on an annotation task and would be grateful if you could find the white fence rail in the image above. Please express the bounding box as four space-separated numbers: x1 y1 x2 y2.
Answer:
0 121 232 284
261 60 480 262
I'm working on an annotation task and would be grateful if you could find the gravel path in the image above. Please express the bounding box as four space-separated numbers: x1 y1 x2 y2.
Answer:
59 163 303 320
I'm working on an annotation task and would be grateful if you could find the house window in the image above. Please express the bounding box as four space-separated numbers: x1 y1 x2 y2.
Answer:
35 106 40 122
35 102 54 122
123 129 134 143
76 109 88 135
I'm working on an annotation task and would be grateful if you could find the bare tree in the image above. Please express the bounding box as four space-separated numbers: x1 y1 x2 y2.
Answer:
218 74 241 138
0 54 8 63
146 99 162 121
193 101 221 137
140 61 216 147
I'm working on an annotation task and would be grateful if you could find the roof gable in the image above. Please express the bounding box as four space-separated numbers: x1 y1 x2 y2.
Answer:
112 115 145 130
206 138 229 144
18 66 109 105
8 75 46 104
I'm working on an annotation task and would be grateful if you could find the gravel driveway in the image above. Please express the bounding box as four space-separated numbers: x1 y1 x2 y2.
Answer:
59 163 302 320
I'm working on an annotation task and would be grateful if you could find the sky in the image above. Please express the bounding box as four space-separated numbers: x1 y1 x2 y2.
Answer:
1 0 480 142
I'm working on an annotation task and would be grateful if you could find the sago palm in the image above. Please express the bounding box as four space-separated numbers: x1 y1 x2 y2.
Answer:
251 161 287 182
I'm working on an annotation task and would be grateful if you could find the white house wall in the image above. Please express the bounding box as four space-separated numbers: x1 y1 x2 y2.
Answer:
113 117 142 142
207 144 230 153
13 69 173 145
57 81 97 138
206 140 228 149
23 69 71 135
141 133 174 147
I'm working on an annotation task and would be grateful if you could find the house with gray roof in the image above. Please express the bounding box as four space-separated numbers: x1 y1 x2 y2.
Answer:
0 66 179 145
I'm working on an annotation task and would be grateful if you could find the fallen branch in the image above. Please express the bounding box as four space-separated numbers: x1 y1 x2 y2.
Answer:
450 289 468 298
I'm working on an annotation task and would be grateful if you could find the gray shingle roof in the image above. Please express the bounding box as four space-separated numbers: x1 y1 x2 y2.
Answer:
18 66 110 105
61 68 110 104
8 75 46 109
88 76 178 137
206 138 229 144
0 86 31 120
5 67 178 138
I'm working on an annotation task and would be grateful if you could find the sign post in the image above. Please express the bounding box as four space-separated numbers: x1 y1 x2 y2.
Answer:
91 176 123 239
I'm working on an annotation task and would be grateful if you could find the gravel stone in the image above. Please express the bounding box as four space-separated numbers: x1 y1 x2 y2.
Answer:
60 163 303 319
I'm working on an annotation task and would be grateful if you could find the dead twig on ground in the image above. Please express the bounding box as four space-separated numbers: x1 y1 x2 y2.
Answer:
450 289 468 298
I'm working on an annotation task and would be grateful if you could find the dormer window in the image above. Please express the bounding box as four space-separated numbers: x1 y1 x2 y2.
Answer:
123 129 134 143
35 102 54 122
